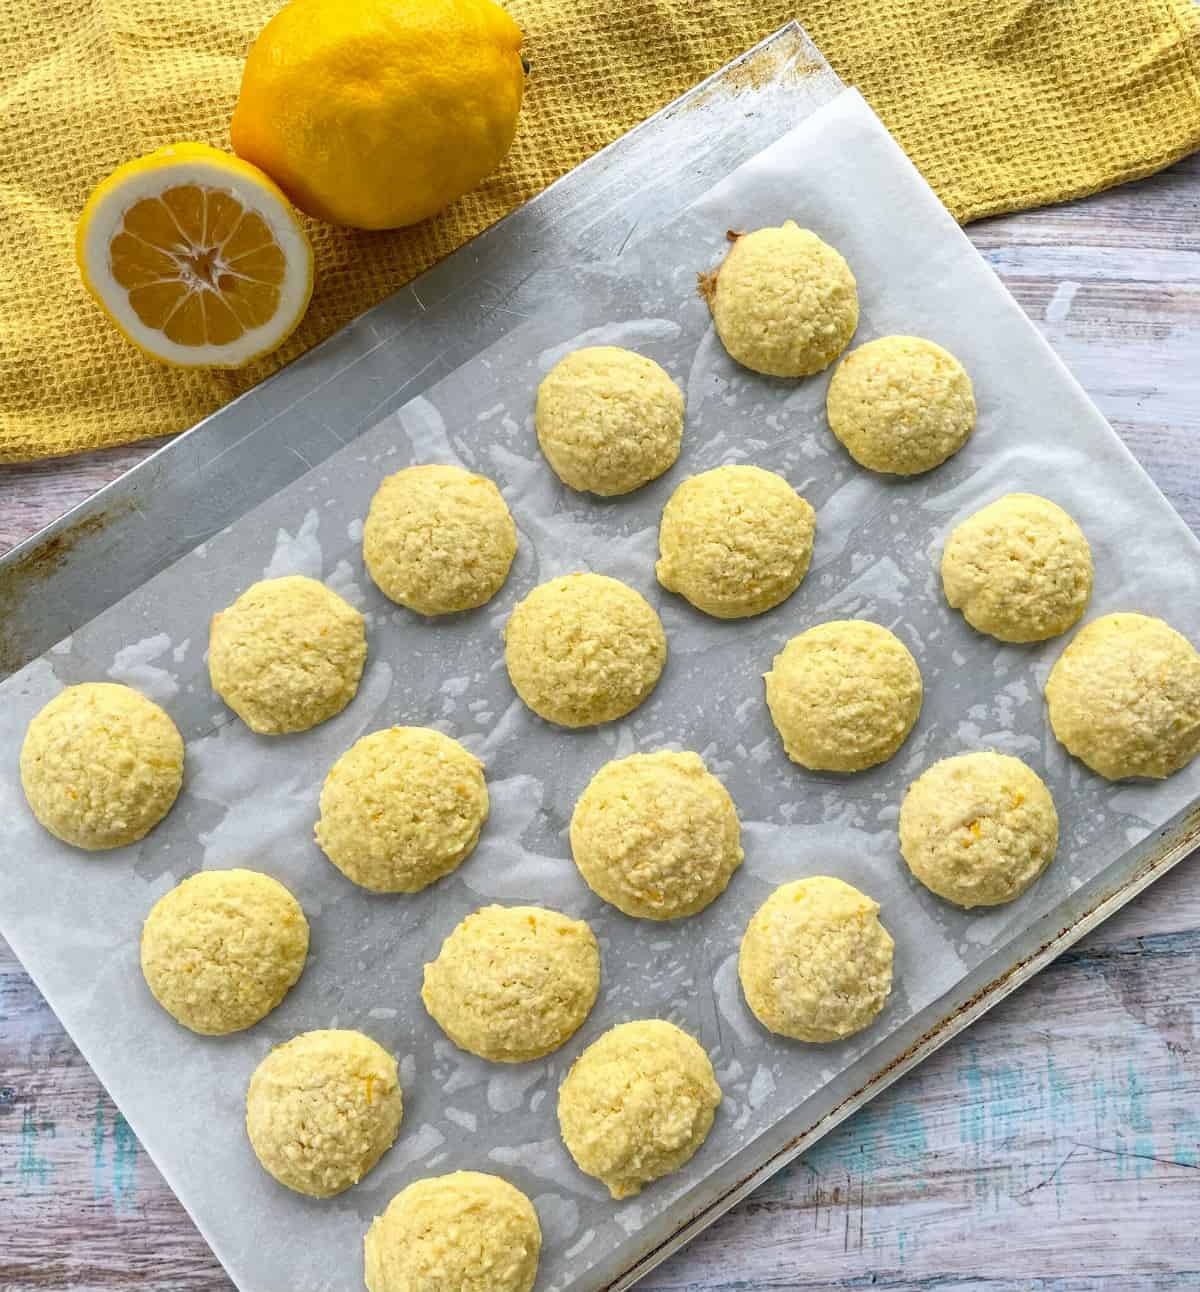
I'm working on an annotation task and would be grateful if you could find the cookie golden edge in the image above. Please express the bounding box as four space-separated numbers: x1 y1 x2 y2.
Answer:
315 726 489 892
738 876 895 1042
364 1171 541 1292
502 572 667 727
140 868 309 1035
557 1019 722 1198
245 1028 403 1198
208 574 367 734
534 345 684 496
1045 612 1200 780
569 750 744 919
898 752 1059 908
19 681 184 850
763 620 923 772
420 904 601 1062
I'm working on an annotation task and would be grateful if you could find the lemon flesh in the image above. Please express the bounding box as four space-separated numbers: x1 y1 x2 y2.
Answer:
76 143 313 369
230 0 525 230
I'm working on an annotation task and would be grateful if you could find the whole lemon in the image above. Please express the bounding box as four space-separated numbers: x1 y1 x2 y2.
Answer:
230 0 525 231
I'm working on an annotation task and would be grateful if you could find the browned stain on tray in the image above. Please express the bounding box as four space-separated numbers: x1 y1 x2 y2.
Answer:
0 502 132 677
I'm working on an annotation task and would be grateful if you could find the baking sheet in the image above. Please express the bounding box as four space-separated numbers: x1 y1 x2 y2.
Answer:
2 87 1199 1292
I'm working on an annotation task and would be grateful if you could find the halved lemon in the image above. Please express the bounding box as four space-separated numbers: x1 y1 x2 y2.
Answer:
76 142 314 369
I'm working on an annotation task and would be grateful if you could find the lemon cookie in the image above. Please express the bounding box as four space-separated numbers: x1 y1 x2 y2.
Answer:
765 621 923 772
421 905 600 1062
558 1019 721 1199
208 575 366 734
739 876 894 1042
365 1172 541 1292
246 1029 402 1197
535 346 684 495
570 751 743 919
141 869 309 1034
363 463 517 614
315 726 488 892
656 465 816 618
941 494 1092 642
1045 613 1200 780
899 753 1059 907
706 222 858 377
503 573 666 727
826 335 975 474
20 682 184 850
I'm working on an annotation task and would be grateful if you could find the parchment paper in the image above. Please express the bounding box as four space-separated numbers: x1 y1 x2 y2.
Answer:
2 89 1198 1292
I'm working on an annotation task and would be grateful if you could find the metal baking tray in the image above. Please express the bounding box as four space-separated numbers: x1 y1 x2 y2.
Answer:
2 24 1198 1292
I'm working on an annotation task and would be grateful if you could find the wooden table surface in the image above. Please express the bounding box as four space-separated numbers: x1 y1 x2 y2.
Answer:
2 154 1198 1290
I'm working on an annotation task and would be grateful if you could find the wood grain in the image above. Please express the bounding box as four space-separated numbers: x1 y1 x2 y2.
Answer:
1 151 1198 1290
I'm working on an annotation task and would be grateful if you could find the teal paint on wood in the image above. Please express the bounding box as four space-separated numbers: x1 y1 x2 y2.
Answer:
91 1095 140 1211
92 1096 105 1202
18 1106 52 1188
111 1112 138 1213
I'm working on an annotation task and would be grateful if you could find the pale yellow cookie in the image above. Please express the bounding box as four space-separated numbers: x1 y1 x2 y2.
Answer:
941 494 1092 643
315 726 488 892
20 682 184 850
535 346 684 496
365 1172 541 1292
208 575 366 734
826 335 975 474
363 463 517 615
421 905 600 1062
1045 612 1200 780
899 753 1059 907
738 876 894 1042
570 751 743 919
246 1029 402 1197
708 221 858 377
503 573 666 727
764 621 923 772
558 1019 721 1199
656 465 816 619
141 869 309 1034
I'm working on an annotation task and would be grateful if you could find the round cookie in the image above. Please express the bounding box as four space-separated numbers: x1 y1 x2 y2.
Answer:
503 573 667 728
208 575 366 735
20 682 184 850
315 726 488 892
656 465 816 618
362 463 517 615
570 751 743 920
246 1029 403 1198
557 1019 721 1199
764 621 923 772
941 494 1092 642
899 753 1059 908
421 905 600 1062
1045 612 1200 780
707 221 858 377
738 876 894 1042
535 346 684 496
141 869 309 1034
826 335 975 475
365 1171 541 1292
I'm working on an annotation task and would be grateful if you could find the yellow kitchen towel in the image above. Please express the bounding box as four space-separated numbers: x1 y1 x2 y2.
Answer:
2 0 1198 462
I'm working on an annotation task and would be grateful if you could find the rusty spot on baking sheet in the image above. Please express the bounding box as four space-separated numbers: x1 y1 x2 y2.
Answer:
605 806 1200 1292
654 27 825 127
0 502 133 677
